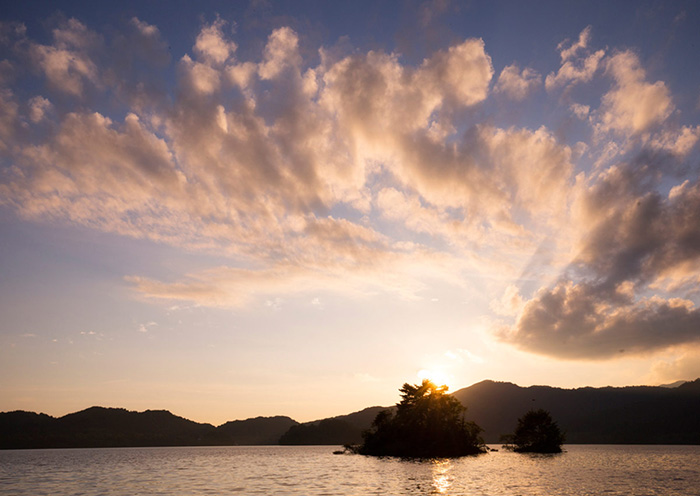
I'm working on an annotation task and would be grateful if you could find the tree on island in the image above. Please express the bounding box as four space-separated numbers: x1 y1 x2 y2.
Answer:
504 409 565 453
358 379 485 457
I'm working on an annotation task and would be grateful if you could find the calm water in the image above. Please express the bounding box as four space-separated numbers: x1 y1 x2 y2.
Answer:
1 445 699 495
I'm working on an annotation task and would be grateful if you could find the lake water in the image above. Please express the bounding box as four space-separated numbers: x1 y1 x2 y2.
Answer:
1 445 699 495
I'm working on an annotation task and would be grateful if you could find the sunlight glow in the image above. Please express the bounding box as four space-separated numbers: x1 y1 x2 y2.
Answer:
417 369 454 391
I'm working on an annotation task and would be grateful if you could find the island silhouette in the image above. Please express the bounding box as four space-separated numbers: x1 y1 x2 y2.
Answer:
501 409 565 453
356 379 486 457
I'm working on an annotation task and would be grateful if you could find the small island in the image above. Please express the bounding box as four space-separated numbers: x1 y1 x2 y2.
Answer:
357 379 486 458
502 408 565 453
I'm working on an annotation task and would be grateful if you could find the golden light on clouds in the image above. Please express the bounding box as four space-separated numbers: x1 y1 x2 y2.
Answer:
1 2 700 423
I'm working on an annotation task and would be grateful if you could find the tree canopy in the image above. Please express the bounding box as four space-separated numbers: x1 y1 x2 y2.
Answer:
507 409 565 453
358 379 485 457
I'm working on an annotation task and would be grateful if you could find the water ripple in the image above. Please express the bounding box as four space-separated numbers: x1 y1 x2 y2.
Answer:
1 445 699 495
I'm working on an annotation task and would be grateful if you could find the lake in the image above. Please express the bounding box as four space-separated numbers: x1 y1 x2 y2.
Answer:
1 445 699 495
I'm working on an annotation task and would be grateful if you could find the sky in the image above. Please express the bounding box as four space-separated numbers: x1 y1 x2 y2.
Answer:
1 0 700 425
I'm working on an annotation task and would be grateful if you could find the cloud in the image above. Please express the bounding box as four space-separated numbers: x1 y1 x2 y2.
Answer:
179 54 221 94
498 33 700 360
651 347 700 382
319 39 492 149
0 21 571 306
502 155 700 359
596 51 674 136
417 38 494 105
376 187 463 240
570 103 590 119
0 59 15 86
494 64 541 101
545 26 605 91
648 126 700 157
137 321 158 333
2 17 699 368
122 17 170 67
575 165 700 290
106 18 171 110
194 18 236 65
0 20 26 46
490 284 525 317
558 25 593 62
503 280 700 359
0 88 19 152
127 243 466 307
28 18 101 96
27 96 52 123
1 110 196 247
259 27 302 79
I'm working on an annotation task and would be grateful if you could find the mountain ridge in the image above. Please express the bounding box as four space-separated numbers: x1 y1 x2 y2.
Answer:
454 378 700 443
0 407 297 449
2 378 698 449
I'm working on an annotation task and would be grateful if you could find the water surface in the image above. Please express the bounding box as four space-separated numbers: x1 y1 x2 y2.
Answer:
1 445 698 495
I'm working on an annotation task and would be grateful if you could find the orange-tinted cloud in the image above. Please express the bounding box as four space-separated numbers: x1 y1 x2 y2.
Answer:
1 18 699 362
545 26 605 91
495 64 541 101
596 51 674 136
503 157 700 359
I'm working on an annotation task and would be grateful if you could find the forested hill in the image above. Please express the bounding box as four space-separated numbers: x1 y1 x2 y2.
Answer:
278 406 387 445
0 407 297 449
3 379 699 449
452 379 700 443
279 379 700 445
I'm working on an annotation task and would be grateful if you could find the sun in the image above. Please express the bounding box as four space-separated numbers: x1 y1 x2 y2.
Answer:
417 368 454 391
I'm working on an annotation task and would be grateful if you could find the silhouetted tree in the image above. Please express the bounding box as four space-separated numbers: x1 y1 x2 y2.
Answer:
508 409 564 453
359 379 485 457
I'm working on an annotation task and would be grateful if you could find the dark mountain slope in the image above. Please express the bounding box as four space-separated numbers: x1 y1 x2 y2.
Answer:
217 416 298 445
279 406 387 445
1 407 217 449
0 411 56 449
1 408 296 449
452 379 700 443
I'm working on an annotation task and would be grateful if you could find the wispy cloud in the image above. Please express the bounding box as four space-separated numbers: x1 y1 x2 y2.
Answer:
545 26 605 91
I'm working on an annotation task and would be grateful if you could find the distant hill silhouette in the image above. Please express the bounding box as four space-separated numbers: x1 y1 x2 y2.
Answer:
279 406 386 445
3 379 698 449
0 407 297 449
452 379 700 443
218 416 298 445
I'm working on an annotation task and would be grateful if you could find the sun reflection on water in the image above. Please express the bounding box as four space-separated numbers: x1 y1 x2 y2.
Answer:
431 459 453 494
